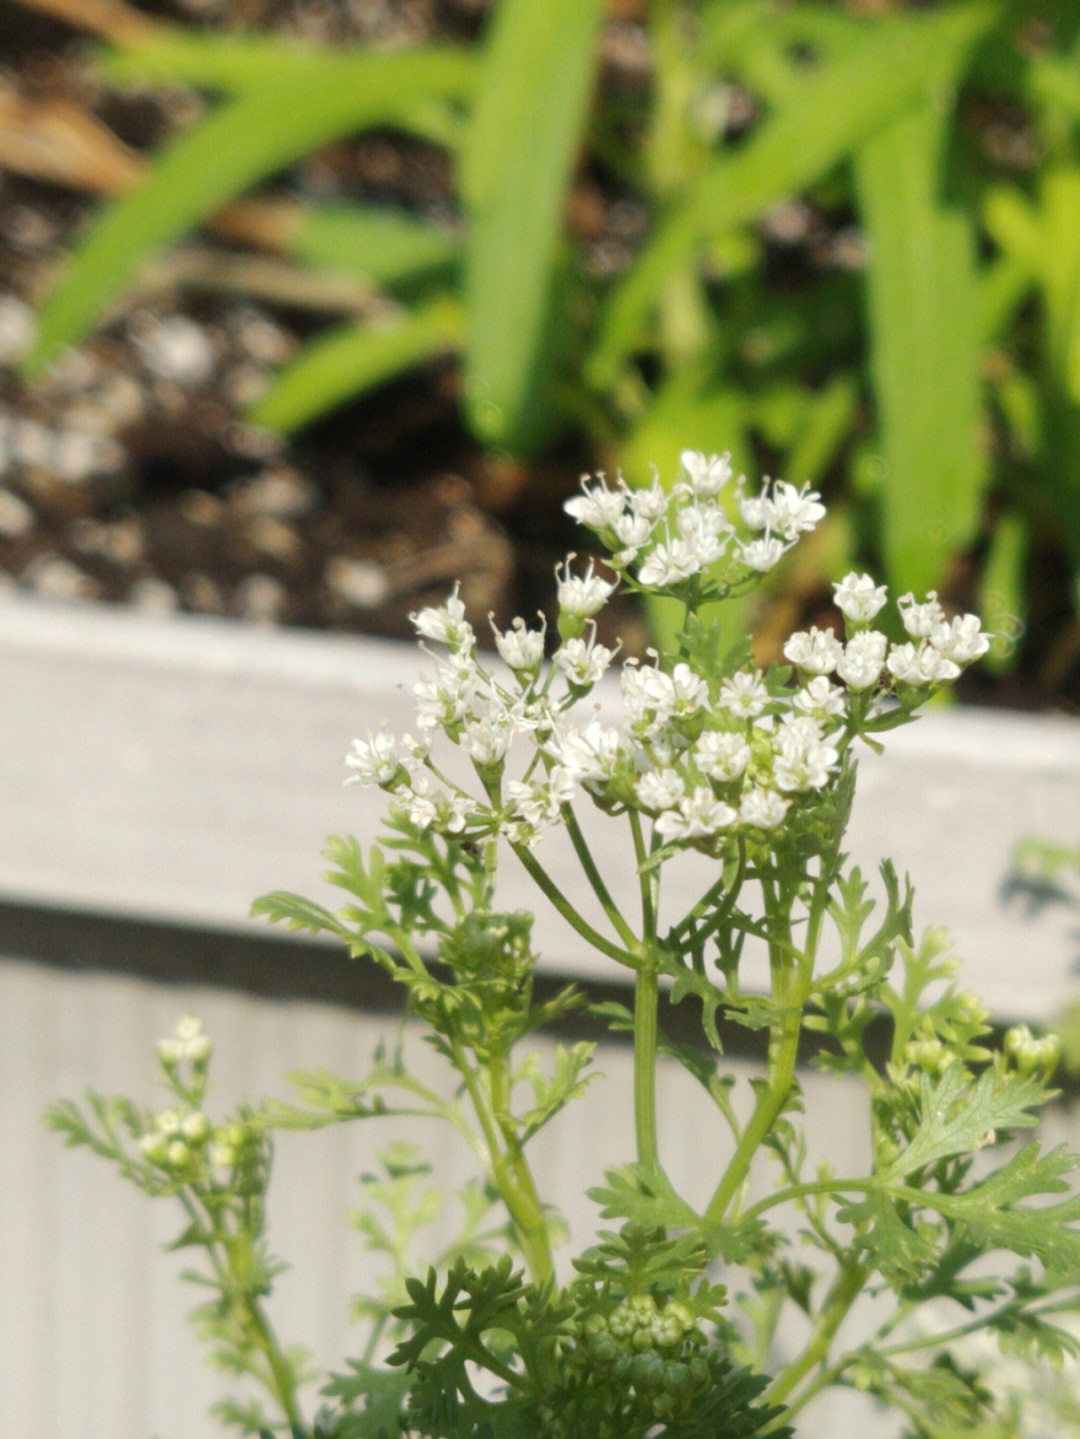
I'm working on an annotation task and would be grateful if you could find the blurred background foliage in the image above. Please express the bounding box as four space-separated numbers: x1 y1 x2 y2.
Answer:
6 0 1080 703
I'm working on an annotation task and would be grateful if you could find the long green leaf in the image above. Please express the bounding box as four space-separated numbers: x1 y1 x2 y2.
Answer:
587 2 996 391
290 205 459 288
855 96 987 597
248 294 463 434
23 48 475 377
460 0 605 454
94 29 476 98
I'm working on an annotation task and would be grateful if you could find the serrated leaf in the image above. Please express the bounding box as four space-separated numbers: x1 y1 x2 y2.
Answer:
887 1068 1045 1180
249 890 355 941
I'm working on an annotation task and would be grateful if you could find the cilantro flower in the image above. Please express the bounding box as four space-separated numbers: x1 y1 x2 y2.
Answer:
833 571 888 623
783 626 843 676
555 557 615 620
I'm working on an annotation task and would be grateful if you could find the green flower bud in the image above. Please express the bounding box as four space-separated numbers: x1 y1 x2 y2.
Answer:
630 1350 664 1388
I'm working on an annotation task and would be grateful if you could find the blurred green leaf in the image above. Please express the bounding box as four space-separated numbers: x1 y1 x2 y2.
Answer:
855 95 987 598
587 2 996 391
23 48 475 377
978 510 1028 674
290 205 459 288
248 294 464 434
460 0 605 454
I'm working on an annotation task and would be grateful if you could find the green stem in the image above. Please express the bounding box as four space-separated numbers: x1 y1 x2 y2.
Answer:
628 809 657 940
510 841 639 967
762 1257 869 1422
705 853 838 1225
702 972 804 1227
455 1036 554 1286
562 804 639 949
244 1291 305 1428
180 1192 303 1428
634 956 661 1172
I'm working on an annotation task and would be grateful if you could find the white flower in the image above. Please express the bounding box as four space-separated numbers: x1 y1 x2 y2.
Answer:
793 675 846 718
345 731 414 787
627 478 670 521
669 662 710 716
400 779 438 829
718 669 768 718
836 629 888 690
897 591 947 641
680 449 732 496
413 653 483 733
772 721 839 792
622 662 676 732
492 616 546 672
461 716 514 770
738 534 790 572
783 626 843 675
693 730 751 781
738 787 790 829
554 630 615 688
610 510 655 556
556 557 615 618
655 786 738 842
768 480 826 539
505 765 576 839
548 719 624 786
411 585 474 651
886 641 961 686
563 475 627 531
636 767 687 811
833 571 888 623
637 536 703 588
934 613 990 664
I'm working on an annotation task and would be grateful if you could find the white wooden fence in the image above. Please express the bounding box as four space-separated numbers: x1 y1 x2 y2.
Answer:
3 593 1079 1439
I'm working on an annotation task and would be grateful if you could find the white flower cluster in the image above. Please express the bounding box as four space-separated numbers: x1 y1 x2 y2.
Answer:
564 449 825 590
344 455 991 854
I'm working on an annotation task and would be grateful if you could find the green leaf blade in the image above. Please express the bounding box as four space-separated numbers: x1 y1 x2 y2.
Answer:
23 49 474 377
460 0 605 454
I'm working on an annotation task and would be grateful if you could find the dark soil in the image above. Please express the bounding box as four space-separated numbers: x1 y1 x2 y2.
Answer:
0 0 1076 714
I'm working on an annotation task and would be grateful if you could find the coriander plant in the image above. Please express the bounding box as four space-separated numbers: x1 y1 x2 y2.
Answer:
52 454 1080 1438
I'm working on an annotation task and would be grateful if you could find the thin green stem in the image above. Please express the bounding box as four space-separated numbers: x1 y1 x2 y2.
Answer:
628 809 657 941
741 1176 871 1225
763 1257 870 1421
453 1036 553 1286
562 804 639 949
634 955 661 1172
510 841 639 967
179 1191 303 1428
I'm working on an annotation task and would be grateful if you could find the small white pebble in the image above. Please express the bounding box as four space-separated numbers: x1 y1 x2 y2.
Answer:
51 429 124 483
23 555 96 599
12 417 52 469
179 490 224 527
325 554 390 608
244 514 302 563
129 576 180 612
234 466 318 519
235 572 287 623
0 486 34 537
0 293 35 364
132 314 216 387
